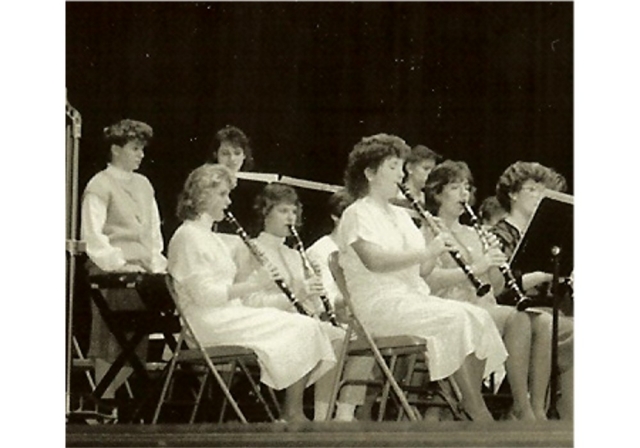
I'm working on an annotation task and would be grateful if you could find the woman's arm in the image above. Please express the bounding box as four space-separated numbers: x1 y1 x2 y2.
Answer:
351 236 447 274
81 193 129 271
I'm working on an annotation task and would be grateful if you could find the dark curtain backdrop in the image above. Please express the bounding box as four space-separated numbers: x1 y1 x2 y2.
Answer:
66 1 573 245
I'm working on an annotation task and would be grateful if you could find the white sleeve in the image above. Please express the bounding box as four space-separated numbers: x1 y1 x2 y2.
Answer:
80 193 127 271
148 198 168 273
169 230 231 308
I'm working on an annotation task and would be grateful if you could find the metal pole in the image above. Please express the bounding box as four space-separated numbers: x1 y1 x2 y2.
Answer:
547 245 561 419
65 98 82 417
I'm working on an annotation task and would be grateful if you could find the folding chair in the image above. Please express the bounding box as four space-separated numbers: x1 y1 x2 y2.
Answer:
325 251 463 421
152 276 279 424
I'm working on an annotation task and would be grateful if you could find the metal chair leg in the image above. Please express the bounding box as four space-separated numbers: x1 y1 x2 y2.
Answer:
189 370 210 423
238 360 276 421
377 355 399 422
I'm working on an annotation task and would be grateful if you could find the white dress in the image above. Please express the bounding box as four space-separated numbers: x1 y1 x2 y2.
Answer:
336 197 508 380
167 214 337 390
241 232 345 342
307 235 341 306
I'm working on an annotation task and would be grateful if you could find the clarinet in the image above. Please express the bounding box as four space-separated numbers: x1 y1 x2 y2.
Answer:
397 184 491 297
462 202 533 311
288 225 340 327
224 211 312 317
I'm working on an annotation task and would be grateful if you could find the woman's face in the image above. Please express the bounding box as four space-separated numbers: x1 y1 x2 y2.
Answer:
436 179 472 219
511 180 546 218
264 202 298 238
406 158 437 188
216 142 246 173
367 156 405 200
203 181 232 222
112 140 145 172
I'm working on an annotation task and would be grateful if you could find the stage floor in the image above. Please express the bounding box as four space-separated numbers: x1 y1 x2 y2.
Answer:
66 420 573 447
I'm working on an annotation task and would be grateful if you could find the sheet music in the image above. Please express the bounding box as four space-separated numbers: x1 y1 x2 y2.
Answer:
279 175 342 193
235 171 280 183
234 172 342 194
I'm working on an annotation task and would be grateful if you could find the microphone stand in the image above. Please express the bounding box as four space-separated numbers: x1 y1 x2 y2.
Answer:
547 245 562 420
66 97 83 418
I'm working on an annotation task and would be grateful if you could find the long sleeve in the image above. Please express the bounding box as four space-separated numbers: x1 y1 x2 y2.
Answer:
81 193 127 271
168 226 233 308
148 198 168 273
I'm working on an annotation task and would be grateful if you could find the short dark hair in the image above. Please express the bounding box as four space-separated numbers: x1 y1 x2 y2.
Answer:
406 144 442 166
253 182 303 233
103 119 153 147
176 164 236 221
495 161 568 212
478 196 506 225
424 160 476 215
327 188 354 219
208 125 254 169
344 133 410 198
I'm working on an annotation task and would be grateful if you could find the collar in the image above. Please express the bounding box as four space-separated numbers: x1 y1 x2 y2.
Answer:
191 212 216 230
256 231 286 247
105 163 135 181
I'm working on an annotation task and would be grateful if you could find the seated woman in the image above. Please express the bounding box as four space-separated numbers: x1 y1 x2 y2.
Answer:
336 133 508 422
391 144 442 227
80 118 167 401
422 160 553 421
167 164 337 423
492 161 574 421
234 183 370 422
478 195 507 231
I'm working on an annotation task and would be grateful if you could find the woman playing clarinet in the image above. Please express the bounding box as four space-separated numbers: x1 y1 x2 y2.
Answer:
492 161 574 420
167 164 337 423
336 133 507 422
235 182 370 422
422 160 554 421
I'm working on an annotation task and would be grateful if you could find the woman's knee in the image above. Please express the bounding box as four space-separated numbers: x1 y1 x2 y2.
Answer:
530 313 553 341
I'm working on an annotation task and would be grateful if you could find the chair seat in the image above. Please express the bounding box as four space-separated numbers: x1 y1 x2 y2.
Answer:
348 334 427 356
176 345 257 363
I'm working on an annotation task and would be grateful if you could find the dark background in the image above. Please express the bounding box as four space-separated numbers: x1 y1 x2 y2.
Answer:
66 1 573 245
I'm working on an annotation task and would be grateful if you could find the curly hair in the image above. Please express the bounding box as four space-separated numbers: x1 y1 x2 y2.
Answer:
344 133 411 198
207 125 254 169
103 119 153 147
406 144 442 166
424 160 476 215
176 164 236 221
252 182 303 234
495 161 568 212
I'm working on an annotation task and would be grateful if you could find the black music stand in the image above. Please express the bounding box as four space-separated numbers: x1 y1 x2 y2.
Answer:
87 273 180 422
510 190 573 419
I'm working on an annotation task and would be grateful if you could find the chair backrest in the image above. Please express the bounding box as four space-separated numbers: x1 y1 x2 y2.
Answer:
164 275 202 351
327 250 352 310
328 250 366 335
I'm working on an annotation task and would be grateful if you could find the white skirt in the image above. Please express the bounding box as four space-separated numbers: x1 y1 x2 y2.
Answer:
354 291 508 381
184 299 337 390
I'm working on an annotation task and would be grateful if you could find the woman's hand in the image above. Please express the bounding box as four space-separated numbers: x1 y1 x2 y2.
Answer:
303 275 327 297
428 233 455 256
472 247 508 275
483 232 503 252
254 265 282 289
